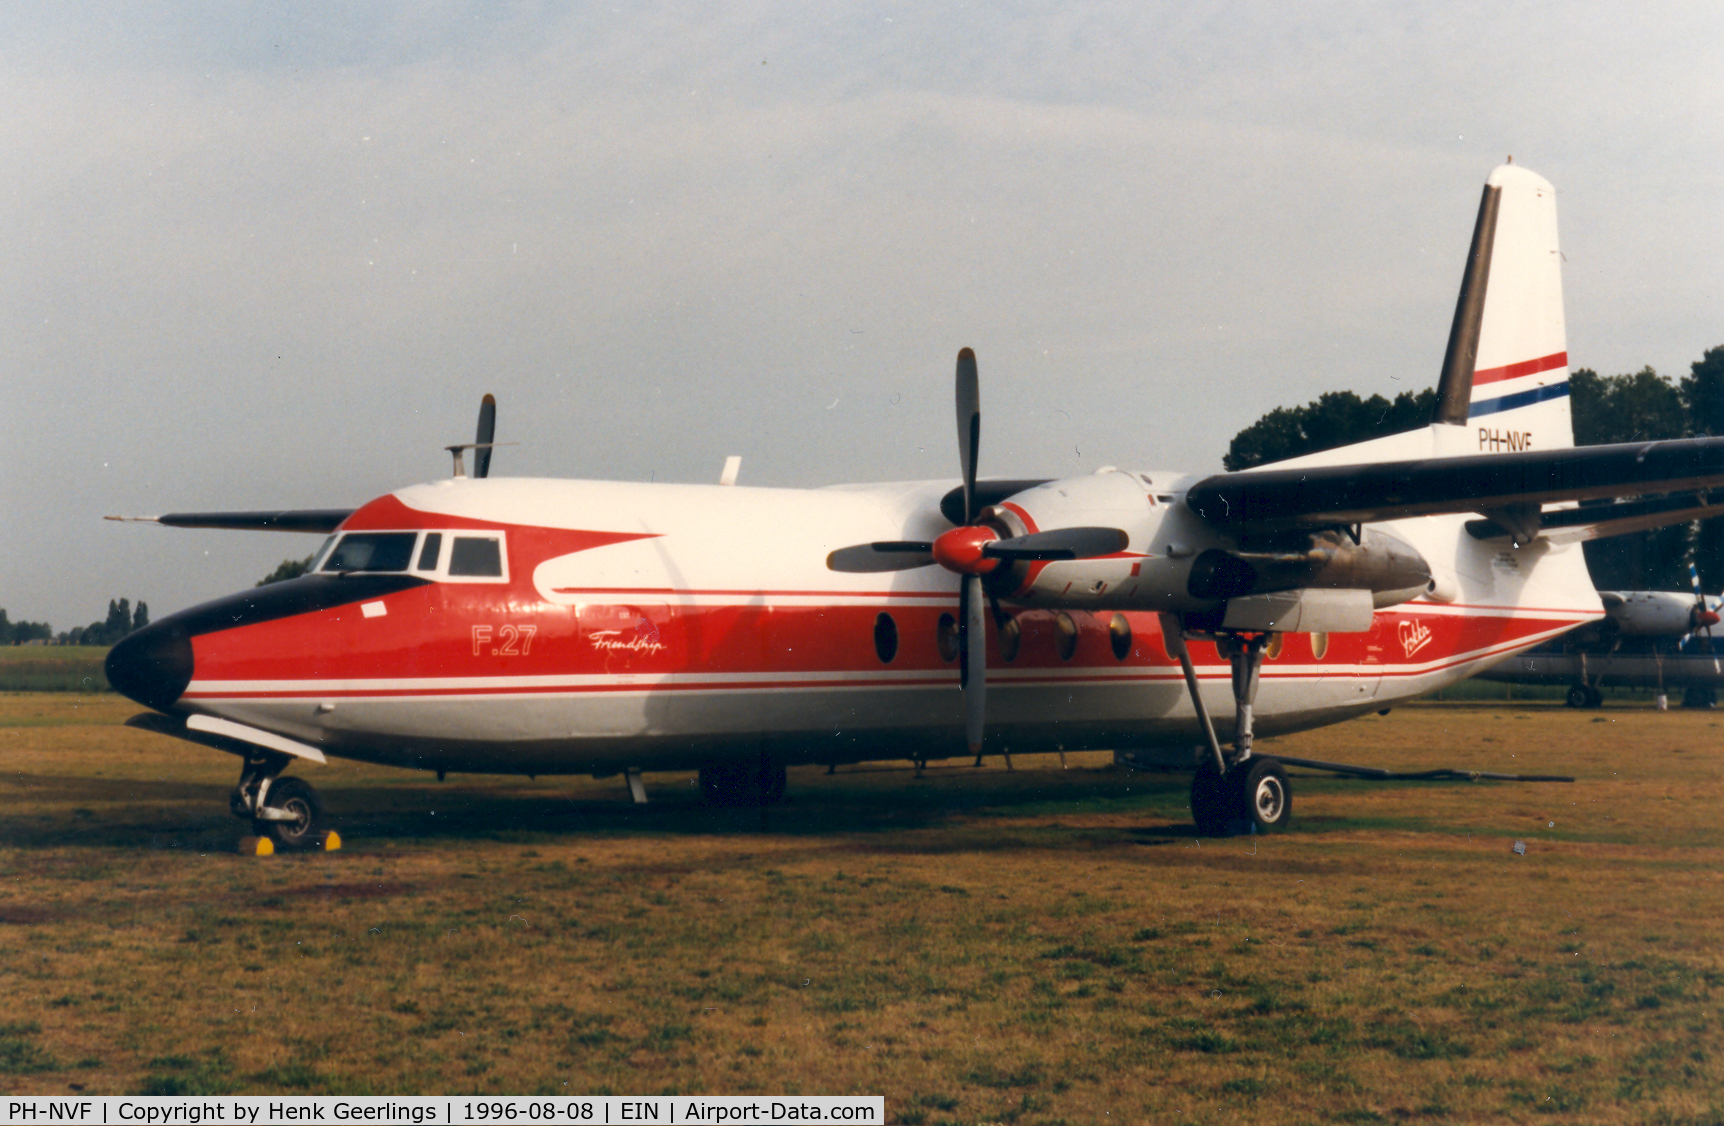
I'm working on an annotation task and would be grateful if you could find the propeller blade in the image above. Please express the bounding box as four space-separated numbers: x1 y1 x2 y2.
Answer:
474 394 497 479
961 572 987 754
825 543 937 573
955 348 981 525
982 526 1130 562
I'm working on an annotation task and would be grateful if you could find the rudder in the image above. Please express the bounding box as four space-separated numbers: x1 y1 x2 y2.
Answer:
1433 163 1573 453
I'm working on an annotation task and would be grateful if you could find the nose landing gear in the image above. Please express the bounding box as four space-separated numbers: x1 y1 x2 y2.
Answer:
231 751 334 850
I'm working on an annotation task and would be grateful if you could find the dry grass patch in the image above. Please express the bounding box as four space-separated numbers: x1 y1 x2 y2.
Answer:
0 694 1721 1123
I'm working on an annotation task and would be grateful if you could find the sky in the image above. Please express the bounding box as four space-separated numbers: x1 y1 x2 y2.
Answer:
4 1 1722 630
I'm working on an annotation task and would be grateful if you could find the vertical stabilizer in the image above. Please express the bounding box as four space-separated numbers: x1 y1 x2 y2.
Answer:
1434 164 1572 452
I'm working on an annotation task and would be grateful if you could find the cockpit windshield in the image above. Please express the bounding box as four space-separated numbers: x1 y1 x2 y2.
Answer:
316 529 509 580
321 532 419 573
308 534 338 573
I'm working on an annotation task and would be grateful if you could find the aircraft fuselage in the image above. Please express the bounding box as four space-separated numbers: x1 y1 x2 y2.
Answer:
108 473 1596 778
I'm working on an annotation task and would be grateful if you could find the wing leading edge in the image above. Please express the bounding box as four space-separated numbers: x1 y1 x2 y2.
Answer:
1184 436 1724 540
104 510 355 533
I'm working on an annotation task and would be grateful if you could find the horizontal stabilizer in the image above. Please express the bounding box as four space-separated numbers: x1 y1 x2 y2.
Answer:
1186 437 1724 532
105 509 354 533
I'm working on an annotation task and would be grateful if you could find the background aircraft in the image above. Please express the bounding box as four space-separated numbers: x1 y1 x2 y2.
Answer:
106 163 1724 848
1476 565 1722 707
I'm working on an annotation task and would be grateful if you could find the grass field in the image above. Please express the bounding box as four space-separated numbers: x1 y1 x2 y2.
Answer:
0 647 110 693
1 692 1721 1124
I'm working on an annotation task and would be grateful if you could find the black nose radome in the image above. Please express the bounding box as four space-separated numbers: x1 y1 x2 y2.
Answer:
105 622 193 711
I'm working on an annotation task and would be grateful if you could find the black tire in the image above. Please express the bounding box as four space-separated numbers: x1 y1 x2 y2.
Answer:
699 762 738 805
1587 686 1604 708
1189 763 1233 837
1566 684 1591 708
254 777 323 849
758 760 788 804
1239 757 1292 832
699 757 787 807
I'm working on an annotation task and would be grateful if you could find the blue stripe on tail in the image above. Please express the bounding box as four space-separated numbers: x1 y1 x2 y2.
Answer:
1469 382 1570 419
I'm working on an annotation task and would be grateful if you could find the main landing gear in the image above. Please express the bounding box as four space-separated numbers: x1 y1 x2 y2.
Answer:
231 751 329 849
1161 620 1293 836
699 755 788 807
1565 682 1603 708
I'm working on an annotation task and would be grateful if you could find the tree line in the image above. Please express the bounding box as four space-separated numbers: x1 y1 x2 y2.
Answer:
0 599 150 646
2 555 314 648
1224 345 1724 591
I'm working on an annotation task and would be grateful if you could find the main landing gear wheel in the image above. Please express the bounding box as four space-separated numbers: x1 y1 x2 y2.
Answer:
254 776 324 850
1566 684 1594 708
1189 763 1234 837
1240 757 1291 831
1190 757 1291 836
699 757 788 807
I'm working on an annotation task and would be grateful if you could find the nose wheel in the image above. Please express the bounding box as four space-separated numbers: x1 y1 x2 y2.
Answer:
231 752 329 849
253 777 325 849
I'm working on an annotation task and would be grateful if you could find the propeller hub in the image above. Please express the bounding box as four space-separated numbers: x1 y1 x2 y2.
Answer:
1698 609 1721 629
932 526 1002 575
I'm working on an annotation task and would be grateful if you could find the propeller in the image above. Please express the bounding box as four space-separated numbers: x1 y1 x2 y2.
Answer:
1688 562 1720 671
474 393 497 479
954 347 987 755
824 349 1130 756
445 394 512 477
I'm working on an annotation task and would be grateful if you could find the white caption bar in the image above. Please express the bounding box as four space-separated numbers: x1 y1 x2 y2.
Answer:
1 1097 884 1125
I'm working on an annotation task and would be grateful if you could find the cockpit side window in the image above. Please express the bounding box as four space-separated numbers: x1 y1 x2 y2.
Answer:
448 536 504 577
417 533 443 572
308 535 338 574
322 532 418 573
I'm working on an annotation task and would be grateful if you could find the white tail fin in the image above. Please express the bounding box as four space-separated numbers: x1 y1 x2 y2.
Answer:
1434 163 1573 453
1247 164 1574 473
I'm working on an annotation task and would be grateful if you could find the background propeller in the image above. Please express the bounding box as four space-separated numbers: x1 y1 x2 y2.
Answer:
1687 562 1720 671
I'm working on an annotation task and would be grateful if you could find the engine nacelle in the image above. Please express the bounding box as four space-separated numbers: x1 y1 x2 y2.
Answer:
1185 527 1433 609
1598 590 1710 636
975 471 1434 626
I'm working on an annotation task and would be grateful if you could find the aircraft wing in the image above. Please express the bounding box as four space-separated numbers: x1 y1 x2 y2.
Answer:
1184 436 1724 538
105 509 355 533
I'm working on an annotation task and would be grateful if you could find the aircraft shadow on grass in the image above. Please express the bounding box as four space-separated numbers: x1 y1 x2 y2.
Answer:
4 764 1224 850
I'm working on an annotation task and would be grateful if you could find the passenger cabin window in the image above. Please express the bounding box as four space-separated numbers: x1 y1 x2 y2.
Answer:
417 533 443 572
873 612 899 664
448 536 504 577
322 532 418 573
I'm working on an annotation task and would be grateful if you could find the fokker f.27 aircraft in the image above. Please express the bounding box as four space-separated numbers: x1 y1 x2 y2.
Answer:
108 164 1724 848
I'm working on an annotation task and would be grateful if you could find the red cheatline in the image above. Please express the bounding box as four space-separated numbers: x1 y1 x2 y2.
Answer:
1473 351 1568 387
